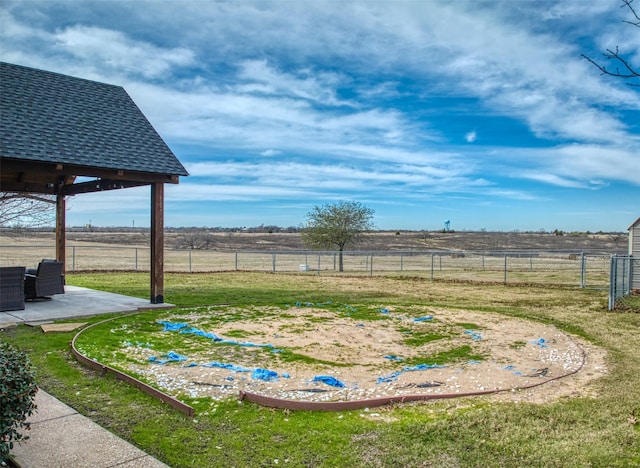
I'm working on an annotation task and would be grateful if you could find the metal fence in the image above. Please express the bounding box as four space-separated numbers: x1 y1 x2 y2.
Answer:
609 255 636 310
0 244 614 288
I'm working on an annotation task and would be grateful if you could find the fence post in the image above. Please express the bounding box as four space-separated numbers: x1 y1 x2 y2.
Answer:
580 252 585 288
272 252 276 273
72 246 76 272
189 249 192 273
400 254 403 271
608 255 616 310
482 254 485 271
431 253 434 280
135 247 138 271
317 254 321 275
504 255 508 284
235 251 238 271
370 254 374 277
623 255 629 295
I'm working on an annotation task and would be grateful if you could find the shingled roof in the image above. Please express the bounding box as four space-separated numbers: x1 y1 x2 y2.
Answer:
1 62 187 194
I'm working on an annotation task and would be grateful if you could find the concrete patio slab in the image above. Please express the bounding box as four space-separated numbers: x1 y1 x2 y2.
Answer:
0 285 173 326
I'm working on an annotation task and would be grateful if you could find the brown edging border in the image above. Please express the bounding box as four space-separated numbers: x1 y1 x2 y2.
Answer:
239 337 587 411
71 315 195 418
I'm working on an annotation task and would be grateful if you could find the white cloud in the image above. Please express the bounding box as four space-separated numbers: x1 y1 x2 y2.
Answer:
235 59 351 106
53 25 195 79
465 131 477 143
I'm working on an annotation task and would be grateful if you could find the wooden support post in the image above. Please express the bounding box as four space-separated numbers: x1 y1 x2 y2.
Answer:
150 183 164 304
56 193 66 273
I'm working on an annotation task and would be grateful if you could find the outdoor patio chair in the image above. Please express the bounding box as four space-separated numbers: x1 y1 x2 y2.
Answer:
0 266 26 311
24 259 65 300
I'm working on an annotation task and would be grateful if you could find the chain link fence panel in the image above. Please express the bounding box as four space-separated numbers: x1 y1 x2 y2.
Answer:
1 245 614 288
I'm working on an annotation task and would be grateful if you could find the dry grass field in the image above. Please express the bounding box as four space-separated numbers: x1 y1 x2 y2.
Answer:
0 227 629 252
0 229 626 290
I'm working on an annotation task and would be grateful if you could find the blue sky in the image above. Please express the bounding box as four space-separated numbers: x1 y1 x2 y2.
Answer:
2 0 639 231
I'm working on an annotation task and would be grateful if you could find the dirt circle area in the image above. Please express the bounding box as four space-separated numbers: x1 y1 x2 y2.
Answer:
122 305 607 406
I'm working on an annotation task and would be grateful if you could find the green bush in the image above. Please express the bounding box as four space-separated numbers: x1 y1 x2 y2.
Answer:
0 341 38 461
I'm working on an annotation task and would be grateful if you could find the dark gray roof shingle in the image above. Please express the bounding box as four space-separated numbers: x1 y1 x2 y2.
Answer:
1 62 188 176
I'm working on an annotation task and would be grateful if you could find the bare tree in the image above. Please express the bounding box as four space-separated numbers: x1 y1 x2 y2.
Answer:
582 0 639 86
173 230 216 250
0 192 56 229
301 201 375 272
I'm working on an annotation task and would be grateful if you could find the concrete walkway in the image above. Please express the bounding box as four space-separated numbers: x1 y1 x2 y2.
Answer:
1 286 174 467
10 390 170 468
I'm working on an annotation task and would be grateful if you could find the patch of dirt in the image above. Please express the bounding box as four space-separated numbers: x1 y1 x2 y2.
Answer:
122 306 607 405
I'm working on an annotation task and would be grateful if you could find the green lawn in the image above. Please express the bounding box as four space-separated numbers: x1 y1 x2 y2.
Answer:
2 272 639 467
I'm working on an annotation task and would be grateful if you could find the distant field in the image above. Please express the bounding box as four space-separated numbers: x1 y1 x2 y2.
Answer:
0 228 628 252
1 230 625 287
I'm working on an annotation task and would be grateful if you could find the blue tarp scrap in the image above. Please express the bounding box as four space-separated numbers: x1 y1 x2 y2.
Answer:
379 308 390 314
413 316 433 322
532 338 548 348
384 355 404 361
251 368 291 382
376 363 445 384
219 339 275 349
166 351 188 361
158 321 189 332
239 341 275 348
157 320 275 348
202 361 251 372
377 371 402 384
180 327 222 341
467 360 482 365
185 361 290 380
149 351 189 365
503 365 522 375
252 368 280 382
464 330 482 341
404 363 446 371
312 375 346 388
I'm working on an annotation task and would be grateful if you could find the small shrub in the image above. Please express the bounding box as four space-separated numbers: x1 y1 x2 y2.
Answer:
0 341 38 461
